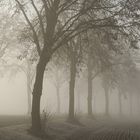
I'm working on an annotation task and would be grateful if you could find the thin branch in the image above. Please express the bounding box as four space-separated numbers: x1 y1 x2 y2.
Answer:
15 0 41 56
30 0 45 43
58 0 79 15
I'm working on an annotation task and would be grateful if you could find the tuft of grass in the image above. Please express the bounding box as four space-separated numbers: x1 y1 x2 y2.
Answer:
41 109 53 133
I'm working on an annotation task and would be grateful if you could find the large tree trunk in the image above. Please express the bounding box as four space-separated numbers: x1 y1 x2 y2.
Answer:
87 50 93 116
68 47 76 121
31 53 50 133
104 86 109 116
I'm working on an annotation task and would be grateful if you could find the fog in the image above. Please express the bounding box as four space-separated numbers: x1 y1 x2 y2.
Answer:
0 0 140 139
0 70 139 120
0 73 27 115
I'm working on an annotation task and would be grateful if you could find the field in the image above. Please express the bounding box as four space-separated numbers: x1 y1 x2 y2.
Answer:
0 115 140 140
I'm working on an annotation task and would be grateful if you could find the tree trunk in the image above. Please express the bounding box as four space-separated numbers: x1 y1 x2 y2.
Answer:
27 61 32 115
136 94 140 115
87 50 93 116
118 91 122 116
68 46 76 121
88 72 93 116
77 91 81 114
93 93 96 114
56 85 60 114
27 76 32 115
31 53 50 133
104 86 109 116
130 93 133 116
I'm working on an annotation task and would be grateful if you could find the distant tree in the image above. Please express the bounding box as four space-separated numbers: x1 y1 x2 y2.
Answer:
68 38 84 121
47 61 67 114
6 57 36 115
52 36 84 121
0 7 35 114
0 3 36 116
86 28 124 117
101 51 137 116
16 36 37 115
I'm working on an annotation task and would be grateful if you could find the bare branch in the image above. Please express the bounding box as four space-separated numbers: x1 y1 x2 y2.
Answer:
30 0 45 43
58 0 79 15
15 0 41 56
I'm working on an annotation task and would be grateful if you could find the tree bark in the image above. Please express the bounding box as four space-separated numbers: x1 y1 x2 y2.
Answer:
87 50 93 116
31 52 50 133
68 46 76 121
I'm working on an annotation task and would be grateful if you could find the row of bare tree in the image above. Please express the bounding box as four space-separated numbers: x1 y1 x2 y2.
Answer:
0 0 139 135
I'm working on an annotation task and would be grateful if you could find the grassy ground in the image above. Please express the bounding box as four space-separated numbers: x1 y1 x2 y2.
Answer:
0 115 30 127
0 115 140 140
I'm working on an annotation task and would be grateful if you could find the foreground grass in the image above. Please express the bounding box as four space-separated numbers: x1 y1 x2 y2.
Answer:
0 116 140 140
0 120 80 140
